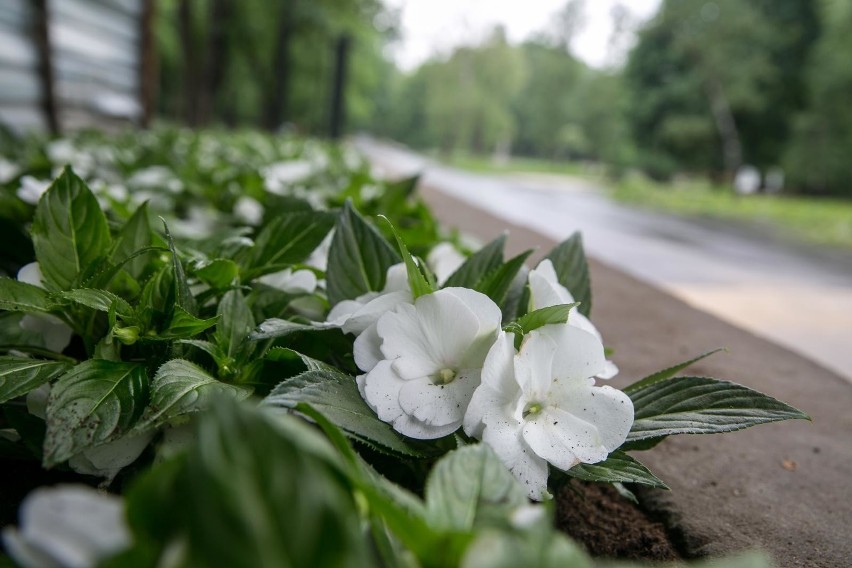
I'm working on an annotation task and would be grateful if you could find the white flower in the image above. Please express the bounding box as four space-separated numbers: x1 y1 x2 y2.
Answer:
262 160 315 195
128 166 183 193
358 287 502 439
464 326 634 500
233 196 264 225
258 268 317 295
16 263 73 353
528 259 618 379
17 176 51 205
427 242 466 285
2 485 131 568
0 157 20 183
327 263 411 336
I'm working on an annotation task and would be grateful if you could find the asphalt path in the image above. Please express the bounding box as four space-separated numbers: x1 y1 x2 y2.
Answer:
355 138 852 383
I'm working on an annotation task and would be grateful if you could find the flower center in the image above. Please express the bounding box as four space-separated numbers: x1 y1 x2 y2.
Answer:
522 402 543 419
434 368 457 385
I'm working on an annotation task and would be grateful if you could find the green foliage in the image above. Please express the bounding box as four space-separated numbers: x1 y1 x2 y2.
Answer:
31 168 112 291
326 200 400 304
43 360 149 466
544 232 592 316
564 451 668 489
626 376 810 444
0 357 71 404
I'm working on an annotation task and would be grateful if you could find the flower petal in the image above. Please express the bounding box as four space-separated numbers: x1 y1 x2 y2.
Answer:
550 385 634 452
353 322 383 373
522 407 609 470
538 324 605 383
362 360 408 425
528 259 574 309
514 330 557 400
481 416 550 501
398 369 480 428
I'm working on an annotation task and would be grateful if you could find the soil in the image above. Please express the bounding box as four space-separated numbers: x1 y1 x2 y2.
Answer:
555 480 681 561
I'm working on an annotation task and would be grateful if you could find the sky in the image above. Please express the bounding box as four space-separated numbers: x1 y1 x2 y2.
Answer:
382 0 662 71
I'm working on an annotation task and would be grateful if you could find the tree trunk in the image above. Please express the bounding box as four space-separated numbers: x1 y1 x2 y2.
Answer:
706 77 743 179
178 0 200 126
139 0 158 128
198 0 232 125
262 0 296 131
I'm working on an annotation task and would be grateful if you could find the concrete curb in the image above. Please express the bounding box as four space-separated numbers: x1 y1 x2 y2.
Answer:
419 181 852 567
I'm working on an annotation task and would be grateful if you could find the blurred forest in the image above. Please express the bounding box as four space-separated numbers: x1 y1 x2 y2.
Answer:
155 0 852 197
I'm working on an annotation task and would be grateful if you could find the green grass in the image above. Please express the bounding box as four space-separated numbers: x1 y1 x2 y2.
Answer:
611 174 852 249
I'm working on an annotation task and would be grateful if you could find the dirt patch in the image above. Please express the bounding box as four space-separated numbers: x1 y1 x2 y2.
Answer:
555 480 680 561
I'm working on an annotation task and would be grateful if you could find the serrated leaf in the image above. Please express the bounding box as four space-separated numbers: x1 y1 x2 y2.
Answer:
264 347 338 373
444 234 506 289
624 349 724 394
544 232 591 317
31 168 112 291
156 307 218 340
244 211 335 279
0 357 72 404
132 359 252 433
326 200 401 305
0 278 53 313
477 250 533 307
111 202 153 280
250 318 320 340
425 444 528 531
195 258 239 289
44 359 149 466
564 450 668 488
263 369 432 457
215 290 254 360
57 288 133 317
627 376 810 443
380 215 432 299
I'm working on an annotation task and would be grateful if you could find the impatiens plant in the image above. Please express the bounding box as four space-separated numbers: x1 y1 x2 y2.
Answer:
0 130 807 567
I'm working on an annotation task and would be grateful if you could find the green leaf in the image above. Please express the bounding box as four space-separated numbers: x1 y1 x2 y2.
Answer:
477 250 533 307
161 220 196 315
31 168 111 291
461 529 590 568
0 357 72 404
263 368 433 457
627 376 810 444
43 359 149 466
444 234 506 289
111 202 153 280
326 200 401 305
624 349 724 394
504 303 579 349
544 232 591 317
0 278 53 313
250 318 319 340
244 211 335 279
176 399 370 568
515 303 579 333
564 450 668 488
57 288 133 317
380 215 432 299
195 259 239 289
215 290 254 360
132 359 252 433
157 307 219 340
425 444 528 531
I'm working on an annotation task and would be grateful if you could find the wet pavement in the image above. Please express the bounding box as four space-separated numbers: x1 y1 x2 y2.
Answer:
355 138 852 383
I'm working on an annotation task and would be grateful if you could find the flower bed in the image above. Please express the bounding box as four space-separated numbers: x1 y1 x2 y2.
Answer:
0 130 808 567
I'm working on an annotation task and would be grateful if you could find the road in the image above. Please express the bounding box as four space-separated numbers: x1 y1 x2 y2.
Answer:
356 138 852 383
